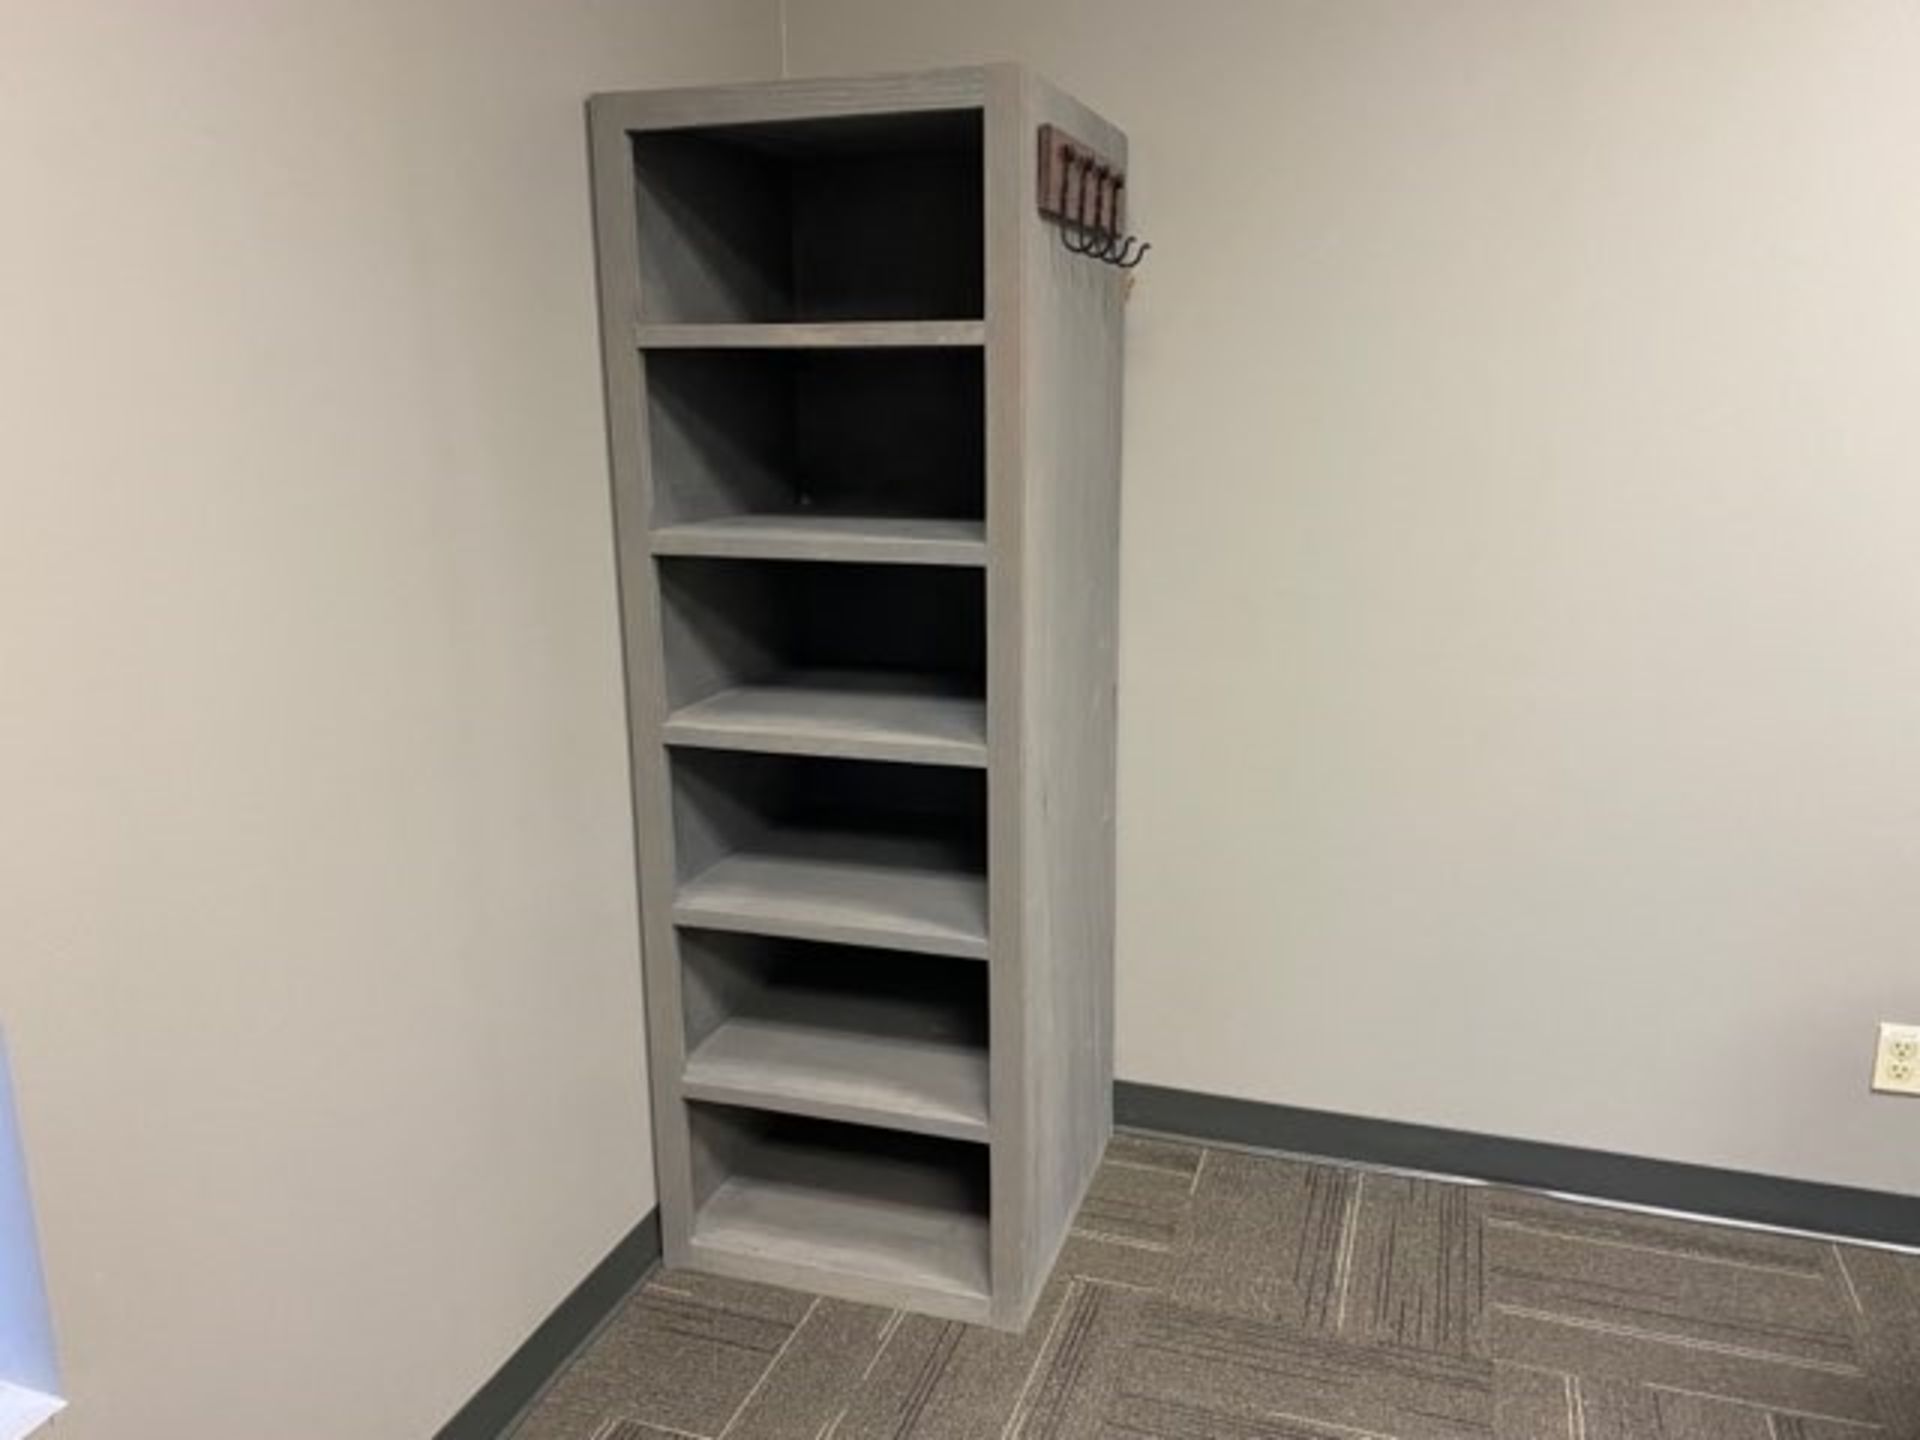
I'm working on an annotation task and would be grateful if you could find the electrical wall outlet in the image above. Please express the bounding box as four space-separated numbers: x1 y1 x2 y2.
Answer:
1872 1023 1920 1096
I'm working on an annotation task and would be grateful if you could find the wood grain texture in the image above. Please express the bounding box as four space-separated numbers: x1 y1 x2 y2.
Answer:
587 89 697 1264
635 320 983 349
590 68 990 133
692 1178 988 1300
980 60 1034 1335
649 514 986 566
676 934 989 1140
663 670 987 767
986 65 1126 1327
673 831 990 959
685 1111 992 1322
682 987 990 1140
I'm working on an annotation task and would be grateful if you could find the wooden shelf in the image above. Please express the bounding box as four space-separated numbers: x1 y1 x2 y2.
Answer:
664 671 985 767
688 1114 991 1319
693 1176 991 1316
674 830 988 959
682 987 989 1141
651 515 986 567
636 321 984 349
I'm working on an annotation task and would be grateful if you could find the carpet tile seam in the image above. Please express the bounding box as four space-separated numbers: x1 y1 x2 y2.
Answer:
1491 1303 1870 1375
1640 1380 1888 1431
1485 1217 1827 1279
1489 1268 1858 1350
716 1297 820 1440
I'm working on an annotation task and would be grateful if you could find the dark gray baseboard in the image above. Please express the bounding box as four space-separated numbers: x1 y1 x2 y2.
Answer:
1116 1080 1920 1249
436 1209 660 1440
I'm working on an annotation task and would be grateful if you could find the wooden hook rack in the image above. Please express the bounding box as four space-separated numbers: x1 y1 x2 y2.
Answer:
1038 124 1123 233
1037 124 1150 269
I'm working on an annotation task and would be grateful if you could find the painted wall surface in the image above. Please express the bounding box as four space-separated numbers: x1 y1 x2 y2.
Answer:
0 4 774 1436
784 0 1920 1196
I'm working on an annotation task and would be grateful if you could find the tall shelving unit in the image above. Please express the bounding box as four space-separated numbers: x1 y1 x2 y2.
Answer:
588 66 1124 1329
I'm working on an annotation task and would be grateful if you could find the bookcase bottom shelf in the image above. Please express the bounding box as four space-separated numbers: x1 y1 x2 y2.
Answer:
686 1107 992 1322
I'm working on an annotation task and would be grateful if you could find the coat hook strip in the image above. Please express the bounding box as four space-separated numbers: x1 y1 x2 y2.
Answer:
1038 124 1150 271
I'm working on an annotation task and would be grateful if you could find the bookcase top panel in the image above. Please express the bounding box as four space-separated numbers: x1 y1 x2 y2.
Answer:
591 66 998 131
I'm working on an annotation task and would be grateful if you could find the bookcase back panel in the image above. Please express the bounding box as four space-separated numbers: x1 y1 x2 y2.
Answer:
679 932 988 1056
647 349 984 525
668 750 988 883
657 558 984 708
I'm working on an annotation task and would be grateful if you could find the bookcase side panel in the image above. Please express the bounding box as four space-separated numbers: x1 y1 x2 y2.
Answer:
1013 73 1127 1314
981 64 1034 1325
589 98 697 1261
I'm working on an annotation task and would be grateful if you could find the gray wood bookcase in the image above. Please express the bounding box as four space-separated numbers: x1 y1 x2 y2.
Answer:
587 66 1123 1329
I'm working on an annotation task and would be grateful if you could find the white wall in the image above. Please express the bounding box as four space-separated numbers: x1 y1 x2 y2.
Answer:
0 4 775 1437
784 0 1920 1197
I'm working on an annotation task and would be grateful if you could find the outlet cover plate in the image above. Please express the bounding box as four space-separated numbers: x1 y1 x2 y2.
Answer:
1872 1022 1920 1096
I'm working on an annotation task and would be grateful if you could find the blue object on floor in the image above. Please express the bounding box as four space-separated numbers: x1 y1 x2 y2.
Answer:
0 1032 63 1440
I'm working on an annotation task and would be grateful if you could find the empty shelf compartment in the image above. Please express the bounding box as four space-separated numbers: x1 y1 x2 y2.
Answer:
659 560 984 766
688 1105 991 1312
681 932 989 1140
630 110 982 324
645 348 983 538
671 751 987 958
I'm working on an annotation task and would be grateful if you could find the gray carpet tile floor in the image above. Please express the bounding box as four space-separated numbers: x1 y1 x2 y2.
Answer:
511 1134 1920 1440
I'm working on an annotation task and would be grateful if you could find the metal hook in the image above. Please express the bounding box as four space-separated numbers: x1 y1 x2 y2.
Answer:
1061 222 1151 267
1067 214 1109 256
1070 155 1097 244
1048 148 1149 269
1058 154 1093 254
1097 173 1122 255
